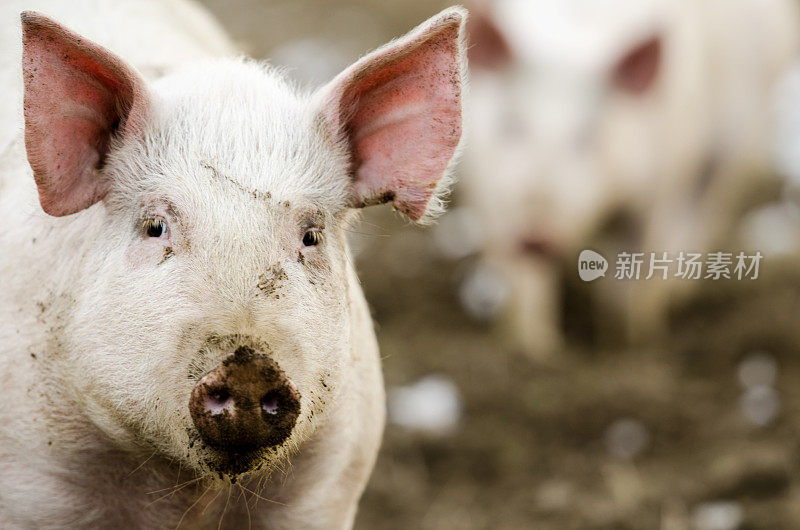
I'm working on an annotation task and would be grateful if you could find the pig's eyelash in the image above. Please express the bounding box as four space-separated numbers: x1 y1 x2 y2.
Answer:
142 216 168 238
301 228 323 247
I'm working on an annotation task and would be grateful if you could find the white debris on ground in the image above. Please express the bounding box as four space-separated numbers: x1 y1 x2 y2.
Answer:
388 375 462 435
690 500 744 530
740 386 781 427
738 351 778 387
737 351 781 427
458 261 508 321
603 418 650 459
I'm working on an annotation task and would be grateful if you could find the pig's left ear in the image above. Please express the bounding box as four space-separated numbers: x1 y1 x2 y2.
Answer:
314 7 467 222
21 11 151 217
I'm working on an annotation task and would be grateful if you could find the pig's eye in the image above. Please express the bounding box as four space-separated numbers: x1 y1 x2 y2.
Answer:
143 218 167 238
302 228 323 247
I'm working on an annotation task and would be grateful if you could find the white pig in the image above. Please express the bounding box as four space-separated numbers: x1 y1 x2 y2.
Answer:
0 2 466 528
460 0 799 354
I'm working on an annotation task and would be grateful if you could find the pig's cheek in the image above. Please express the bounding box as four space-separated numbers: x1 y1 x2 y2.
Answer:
297 248 330 286
125 241 174 269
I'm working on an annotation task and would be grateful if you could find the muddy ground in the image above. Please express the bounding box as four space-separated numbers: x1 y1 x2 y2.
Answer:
200 1 800 528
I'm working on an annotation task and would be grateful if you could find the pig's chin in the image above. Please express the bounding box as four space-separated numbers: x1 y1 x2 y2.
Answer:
173 424 304 479
192 443 292 479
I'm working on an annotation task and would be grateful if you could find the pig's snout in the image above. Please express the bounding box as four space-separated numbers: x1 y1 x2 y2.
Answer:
189 347 300 452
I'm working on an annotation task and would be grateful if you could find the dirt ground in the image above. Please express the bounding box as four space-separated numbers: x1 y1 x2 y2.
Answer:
199 1 800 528
347 209 800 530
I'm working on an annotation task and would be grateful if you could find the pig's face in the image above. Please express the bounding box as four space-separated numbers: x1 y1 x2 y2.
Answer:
76 63 355 475
464 0 665 262
20 10 465 477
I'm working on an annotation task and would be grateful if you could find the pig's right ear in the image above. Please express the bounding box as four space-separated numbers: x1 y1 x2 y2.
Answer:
21 11 151 217
313 7 467 223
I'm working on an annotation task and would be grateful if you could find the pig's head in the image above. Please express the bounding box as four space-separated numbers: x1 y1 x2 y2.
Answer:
20 9 465 477
464 0 665 262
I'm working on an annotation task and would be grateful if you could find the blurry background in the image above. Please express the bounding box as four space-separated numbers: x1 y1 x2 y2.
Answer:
199 1 800 528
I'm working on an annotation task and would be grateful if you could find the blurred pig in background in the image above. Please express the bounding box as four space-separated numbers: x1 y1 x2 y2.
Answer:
457 0 800 357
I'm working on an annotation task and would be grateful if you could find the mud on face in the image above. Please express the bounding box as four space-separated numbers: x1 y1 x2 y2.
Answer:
185 335 303 477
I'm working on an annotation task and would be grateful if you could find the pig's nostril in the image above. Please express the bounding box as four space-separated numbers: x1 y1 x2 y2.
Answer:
261 392 280 415
205 388 232 415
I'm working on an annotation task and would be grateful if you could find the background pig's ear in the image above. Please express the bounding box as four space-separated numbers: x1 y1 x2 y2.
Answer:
315 7 466 223
467 7 512 70
21 11 150 217
612 35 662 95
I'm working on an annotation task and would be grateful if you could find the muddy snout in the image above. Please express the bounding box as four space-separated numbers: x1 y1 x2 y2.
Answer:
189 347 300 452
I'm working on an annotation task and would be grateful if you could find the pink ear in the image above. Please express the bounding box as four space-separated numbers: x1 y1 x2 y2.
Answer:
612 35 662 95
21 11 150 217
316 7 466 222
467 8 512 70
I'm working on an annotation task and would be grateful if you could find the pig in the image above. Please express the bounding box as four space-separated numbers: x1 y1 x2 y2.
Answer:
459 0 799 355
0 2 466 528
